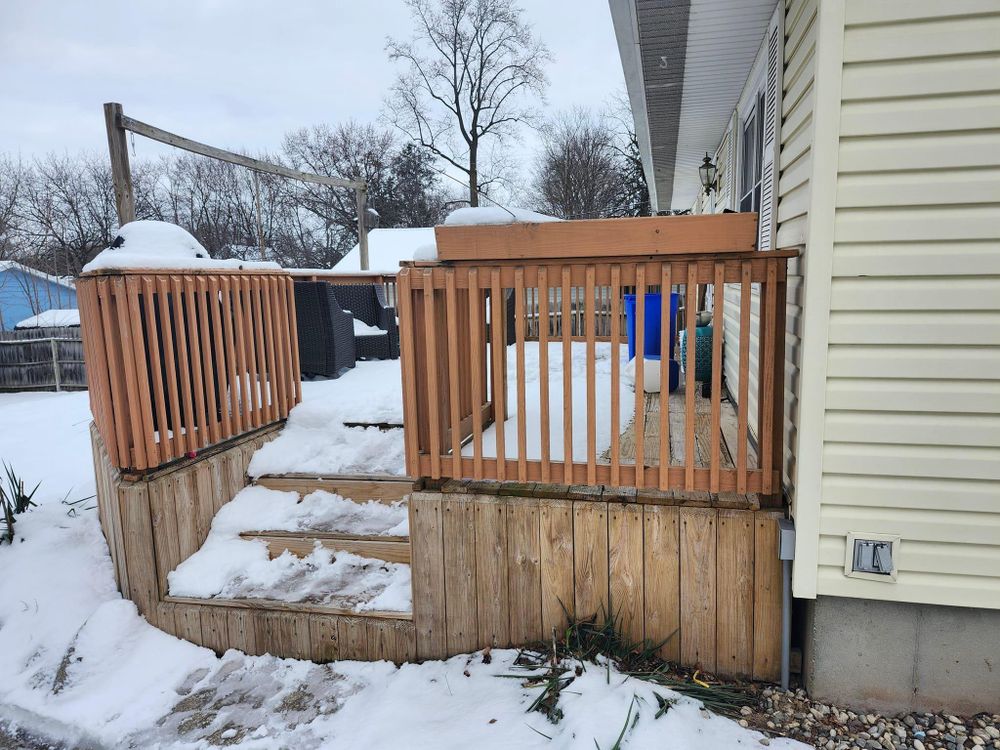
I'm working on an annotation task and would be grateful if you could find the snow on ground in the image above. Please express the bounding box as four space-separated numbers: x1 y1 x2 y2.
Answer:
13 308 80 329
249 361 405 477
168 485 412 612
468 341 632 462
0 377 810 748
0 391 95 507
83 220 280 273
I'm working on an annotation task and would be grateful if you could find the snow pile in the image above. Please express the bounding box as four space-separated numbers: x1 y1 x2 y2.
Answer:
443 206 561 226
83 220 282 273
353 318 385 336
168 486 411 612
334 226 437 273
14 308 80 329
249 365 405 477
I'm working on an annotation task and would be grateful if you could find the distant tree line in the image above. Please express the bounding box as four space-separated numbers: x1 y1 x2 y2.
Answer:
0 124 451 276
0 0 650 279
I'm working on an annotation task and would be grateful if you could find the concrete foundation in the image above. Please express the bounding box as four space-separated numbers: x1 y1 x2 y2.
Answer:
803 596 1000 715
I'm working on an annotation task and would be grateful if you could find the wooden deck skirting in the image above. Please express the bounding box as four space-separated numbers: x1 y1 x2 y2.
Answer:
95 420 783 677
409 490 782 680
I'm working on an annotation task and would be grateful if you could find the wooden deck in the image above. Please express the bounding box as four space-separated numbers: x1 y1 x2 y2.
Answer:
611 383 759 507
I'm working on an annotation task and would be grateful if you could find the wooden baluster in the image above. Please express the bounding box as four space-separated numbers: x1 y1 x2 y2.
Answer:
267 277 288 420
229 277 250 430
157 276 186 454
250 277 270 425
538 267 551 482
397 270 420 477
737 261 752 494
490 269 506 481
196 277 221 444
610 265 622 487
183 277 208 449
467 268 485 480
515 268 528 481
634 264 646 490
238 276 260 426
445 270 463 478
98 279 130 466
259 277 279 426
561 266 573 480
768 262 788 506
140 276 170 461
284 277 302 404
684 263 698 491
759 259 778 497
422 270 442 479
123 276 157 467
210 275 234 438
658 263 672 490
170 277 197 445
585 264 597 485
710 262 725 492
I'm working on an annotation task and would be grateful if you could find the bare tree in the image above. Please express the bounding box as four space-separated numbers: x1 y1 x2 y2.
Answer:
533 108 623 219
608 92 651 217
385 0 549 206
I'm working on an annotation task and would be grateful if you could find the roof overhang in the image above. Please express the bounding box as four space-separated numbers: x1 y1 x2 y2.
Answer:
610 0 779 212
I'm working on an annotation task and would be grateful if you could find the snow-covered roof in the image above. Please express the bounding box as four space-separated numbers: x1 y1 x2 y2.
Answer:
83 221 282 273
334 227 437 274
14 309 81 329
0 261 76 290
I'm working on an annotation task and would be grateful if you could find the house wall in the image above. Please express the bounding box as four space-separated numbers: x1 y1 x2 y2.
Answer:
808 0 1000 609
0 268 77 331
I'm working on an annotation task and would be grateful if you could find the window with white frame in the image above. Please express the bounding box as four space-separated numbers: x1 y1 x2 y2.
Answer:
739 90 765 213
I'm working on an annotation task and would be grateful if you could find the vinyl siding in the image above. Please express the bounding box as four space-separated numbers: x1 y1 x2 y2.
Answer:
814 0 1000 608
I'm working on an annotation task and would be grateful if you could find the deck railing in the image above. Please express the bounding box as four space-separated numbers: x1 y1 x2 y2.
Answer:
78 269 301 473
397 216 791 503
288 269 399 309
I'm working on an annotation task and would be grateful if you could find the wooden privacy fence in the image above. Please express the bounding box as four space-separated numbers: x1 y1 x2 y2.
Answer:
0 329 86 391
398 248 791 500
78 269 302 473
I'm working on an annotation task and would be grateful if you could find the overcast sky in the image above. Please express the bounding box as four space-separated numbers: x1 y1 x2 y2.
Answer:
0 0 626 182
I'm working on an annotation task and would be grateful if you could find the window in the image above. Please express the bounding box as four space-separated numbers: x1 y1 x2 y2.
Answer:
739 91 765 213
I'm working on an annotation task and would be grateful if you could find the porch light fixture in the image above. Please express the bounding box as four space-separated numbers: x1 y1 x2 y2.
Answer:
699 153 718 194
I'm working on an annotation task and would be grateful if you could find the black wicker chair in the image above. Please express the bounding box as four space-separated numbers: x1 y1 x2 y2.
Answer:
293 281 356 378
330 284 399 360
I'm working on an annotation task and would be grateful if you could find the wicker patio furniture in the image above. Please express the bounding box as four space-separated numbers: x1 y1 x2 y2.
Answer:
330 284 399 360
293 281 356 379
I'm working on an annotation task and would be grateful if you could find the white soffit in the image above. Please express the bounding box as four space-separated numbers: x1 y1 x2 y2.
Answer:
613 0 778 211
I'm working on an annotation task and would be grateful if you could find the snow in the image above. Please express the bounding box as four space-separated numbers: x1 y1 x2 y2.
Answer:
168 485 411 611
443 206 561 226
13 308 80 329
468 341 632 462
353 317 385 336
0 384 810 749
249 364 405 477
0 391 95 506
334 227 437 274
82 220 281 273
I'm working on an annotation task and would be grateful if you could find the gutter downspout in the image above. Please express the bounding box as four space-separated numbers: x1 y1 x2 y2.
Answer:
778 518 795 691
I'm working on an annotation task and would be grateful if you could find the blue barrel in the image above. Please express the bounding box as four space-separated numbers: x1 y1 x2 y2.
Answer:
624 292 679 360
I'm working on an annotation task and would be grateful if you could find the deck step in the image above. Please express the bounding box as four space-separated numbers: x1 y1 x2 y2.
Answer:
252 474 415 504
240 530 411 564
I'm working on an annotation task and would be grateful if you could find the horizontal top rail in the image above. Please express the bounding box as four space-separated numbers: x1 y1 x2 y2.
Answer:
433 213 760 261
79 267 290 278
117 112 364 190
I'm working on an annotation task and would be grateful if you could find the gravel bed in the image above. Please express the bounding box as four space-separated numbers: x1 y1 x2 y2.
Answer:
738 686 1000 750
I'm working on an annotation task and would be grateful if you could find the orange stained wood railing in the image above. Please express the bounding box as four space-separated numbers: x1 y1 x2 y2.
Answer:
398 227 792 504
287 269 399 309
78 268 302 473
